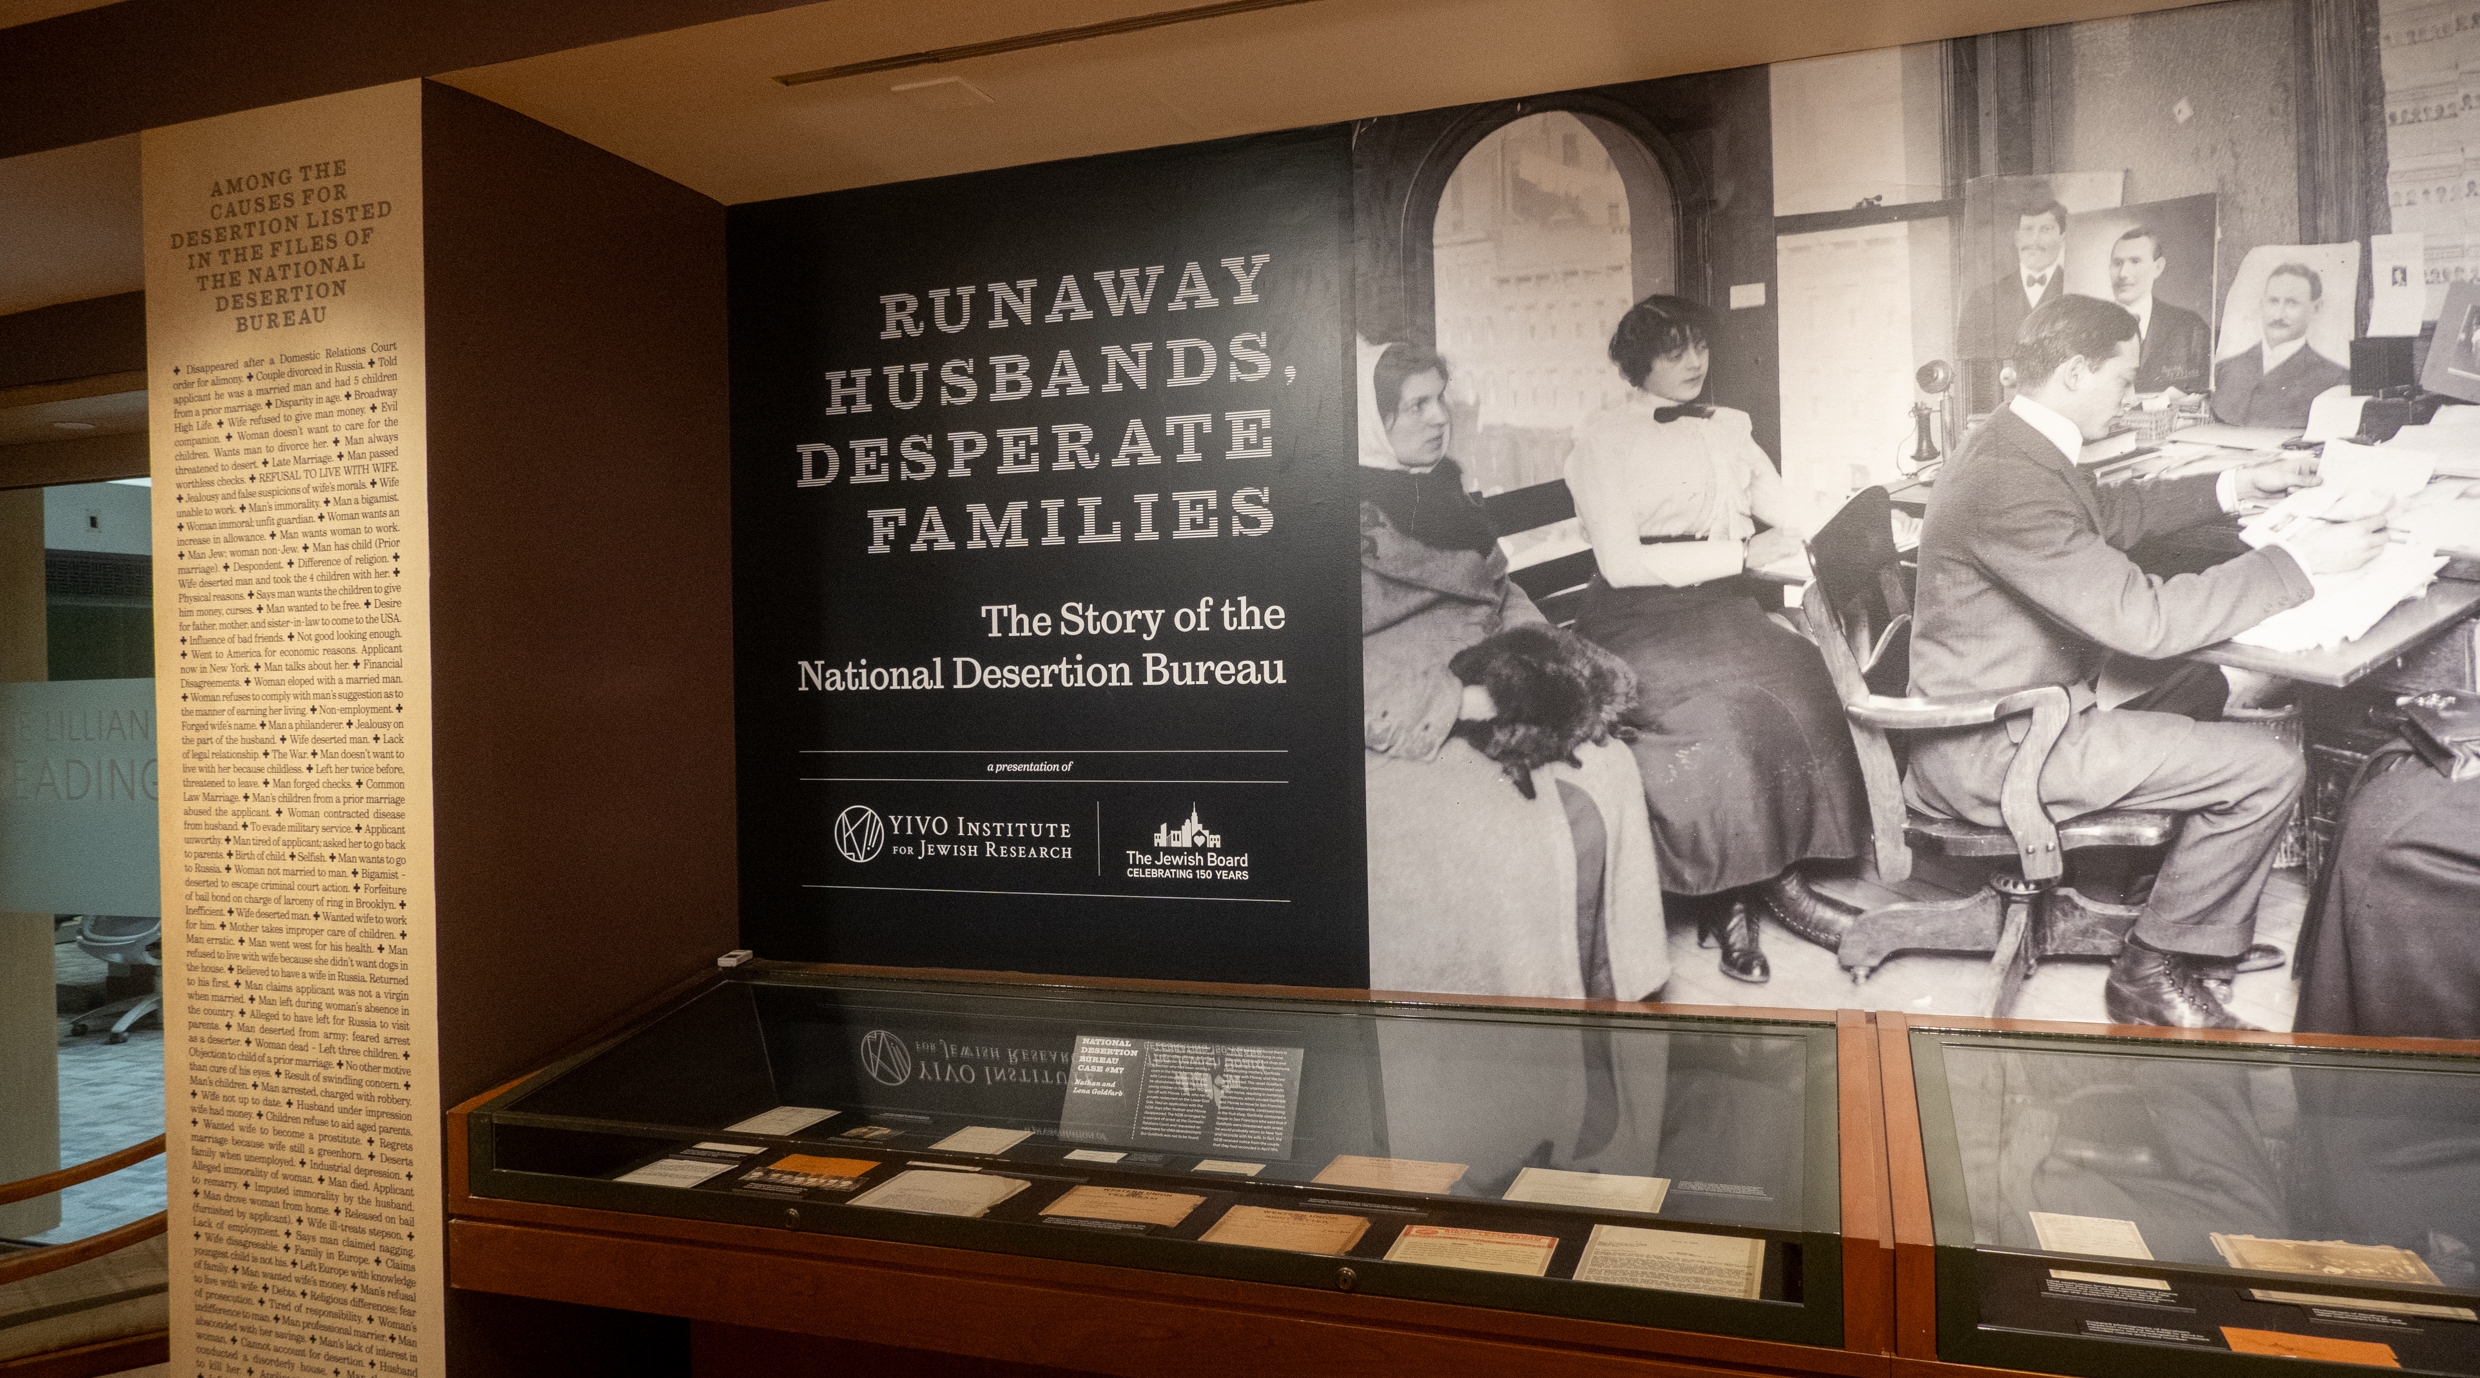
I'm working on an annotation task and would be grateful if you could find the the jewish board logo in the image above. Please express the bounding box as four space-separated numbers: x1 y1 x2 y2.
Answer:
859 1029 912 1086
1153 803 1220 848
834 804 885 862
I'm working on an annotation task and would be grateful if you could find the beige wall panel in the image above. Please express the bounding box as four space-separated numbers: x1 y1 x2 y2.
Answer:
145 81 443 1378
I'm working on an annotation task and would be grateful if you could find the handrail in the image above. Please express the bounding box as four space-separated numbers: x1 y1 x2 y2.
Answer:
0 1210 167 1288
0 1135 163 1209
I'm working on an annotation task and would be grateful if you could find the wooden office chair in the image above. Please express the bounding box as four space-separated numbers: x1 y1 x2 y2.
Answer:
1802 487 2181 1017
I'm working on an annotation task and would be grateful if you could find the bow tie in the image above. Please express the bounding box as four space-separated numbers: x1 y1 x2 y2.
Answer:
1653 403 1713 423
2025 272 2052 292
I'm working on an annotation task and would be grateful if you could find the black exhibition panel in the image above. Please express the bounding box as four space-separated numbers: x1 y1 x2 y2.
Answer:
463 965 1845 1346
1909 1025 2480 1377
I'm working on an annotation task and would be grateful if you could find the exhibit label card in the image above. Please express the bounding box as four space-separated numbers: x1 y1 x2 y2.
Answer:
1058 1034 1304 1158
146 81 445 1378
2247 1290 2478 1322
1383 1225 1559 1277
1200 1204 1371 1255
727 1106 837 1135
1574 1225 1765 1299
729 128 1364 985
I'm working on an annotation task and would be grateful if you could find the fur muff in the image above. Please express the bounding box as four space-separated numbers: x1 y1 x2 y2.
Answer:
1447 625 1641 799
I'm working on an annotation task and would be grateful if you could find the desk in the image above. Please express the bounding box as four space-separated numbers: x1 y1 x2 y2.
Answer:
2189 578 2480 687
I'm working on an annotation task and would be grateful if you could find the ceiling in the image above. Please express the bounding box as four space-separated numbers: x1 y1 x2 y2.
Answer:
0 133 138 316
0 0 2209 325
0 0 113 26
435 0 2205 206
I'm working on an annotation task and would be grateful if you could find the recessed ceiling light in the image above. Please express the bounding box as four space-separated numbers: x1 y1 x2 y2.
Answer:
891 76 993 111
52 421 98 431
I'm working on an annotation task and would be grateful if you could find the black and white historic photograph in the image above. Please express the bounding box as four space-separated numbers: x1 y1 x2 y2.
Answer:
1354 0 2480 1038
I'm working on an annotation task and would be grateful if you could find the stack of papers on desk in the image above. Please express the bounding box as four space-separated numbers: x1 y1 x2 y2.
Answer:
2372 408 2480 479
2394 480 2480 556
2231 542 2449 652
2170 422 2301 451
2314 438 2436 497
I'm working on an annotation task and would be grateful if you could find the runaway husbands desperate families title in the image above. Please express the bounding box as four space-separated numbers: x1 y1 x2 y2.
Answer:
784 251 1307 694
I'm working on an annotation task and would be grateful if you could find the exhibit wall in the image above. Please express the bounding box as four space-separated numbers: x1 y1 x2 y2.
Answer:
144 79 738 1378
734 0 2464 1038
147 82 446 1378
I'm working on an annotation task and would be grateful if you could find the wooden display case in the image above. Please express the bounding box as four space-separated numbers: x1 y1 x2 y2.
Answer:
447 964 1895 1378
1878 1013 2480 1378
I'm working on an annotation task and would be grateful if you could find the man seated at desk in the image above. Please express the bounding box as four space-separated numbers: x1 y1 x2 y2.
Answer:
1910 295 2387 1029
2211 261 2351 429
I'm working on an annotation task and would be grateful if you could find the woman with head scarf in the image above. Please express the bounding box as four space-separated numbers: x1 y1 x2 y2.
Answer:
1360 338 1668 1002
1564 295 1867 986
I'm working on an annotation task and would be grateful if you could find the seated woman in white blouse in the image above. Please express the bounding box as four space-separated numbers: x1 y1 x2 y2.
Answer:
1564 295 1867 986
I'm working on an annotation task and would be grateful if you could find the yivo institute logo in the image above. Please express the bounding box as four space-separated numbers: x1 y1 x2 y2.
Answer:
859 1029 912 1086
834 804 885 863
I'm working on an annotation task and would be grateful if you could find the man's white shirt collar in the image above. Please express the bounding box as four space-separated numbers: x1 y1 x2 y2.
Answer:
2127 295 2155 340
2022 262 2058 307
2009 395 2085 463
2261 335 2309 373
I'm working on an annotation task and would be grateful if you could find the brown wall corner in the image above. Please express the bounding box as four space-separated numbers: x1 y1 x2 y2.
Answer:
418 80 736 1110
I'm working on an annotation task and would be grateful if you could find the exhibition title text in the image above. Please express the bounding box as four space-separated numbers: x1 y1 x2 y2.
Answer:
794 252 1288 558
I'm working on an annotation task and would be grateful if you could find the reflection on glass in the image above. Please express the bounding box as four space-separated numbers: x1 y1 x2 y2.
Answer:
2 476 164 1285
1936 1043 2480 1288
474 975 1838 1335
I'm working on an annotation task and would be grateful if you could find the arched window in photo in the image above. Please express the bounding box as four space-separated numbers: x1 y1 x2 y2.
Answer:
1430 110 1675 568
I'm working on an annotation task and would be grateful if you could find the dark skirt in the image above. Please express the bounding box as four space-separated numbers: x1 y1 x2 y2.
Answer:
2296 744 2480 1040
1575 575 1865 896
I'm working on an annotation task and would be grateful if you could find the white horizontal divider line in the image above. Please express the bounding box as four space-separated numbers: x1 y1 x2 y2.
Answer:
800 777 1289 784
803 884 1288 903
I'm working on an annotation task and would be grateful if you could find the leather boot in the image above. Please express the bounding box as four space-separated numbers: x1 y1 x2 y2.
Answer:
1697 896 1769 984
1757 868 1856 953
2104 941 2260 1030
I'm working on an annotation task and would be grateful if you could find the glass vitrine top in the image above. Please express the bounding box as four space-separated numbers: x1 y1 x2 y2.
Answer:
491 968 1838 1237
1911 1026 2480 1376
1914 1028 2480 1286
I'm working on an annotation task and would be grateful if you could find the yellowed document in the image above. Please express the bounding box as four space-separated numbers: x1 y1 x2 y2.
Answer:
1199 1205 1372 1256
1383 1224 1557 1277
1573 1224 1764 1298
1312 1155 1469 1193
1043 1186 1204 1229
1504 1167 1669 1214
1193 1159 1265 1176
2212 1234 2442 1285
929 1126 1033 1155
849 1168 1028 1218
2029 1212 2154 1260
